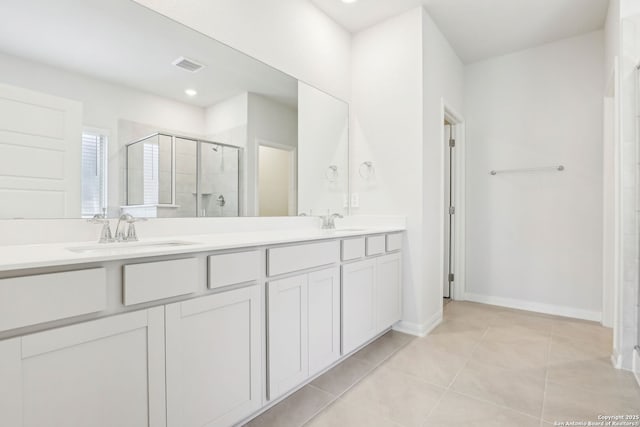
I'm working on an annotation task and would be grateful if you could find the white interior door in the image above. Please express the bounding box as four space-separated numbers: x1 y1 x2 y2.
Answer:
0 83 82 218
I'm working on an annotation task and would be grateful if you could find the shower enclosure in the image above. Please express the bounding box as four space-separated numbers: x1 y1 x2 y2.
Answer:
126 133 241 217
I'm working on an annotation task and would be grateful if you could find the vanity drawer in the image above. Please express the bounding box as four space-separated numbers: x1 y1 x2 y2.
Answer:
268 240 339 276
0 268 106 332
123 258 198 306
209 250 260 289
366 235 386 256
386 233 403 252
341 237 365 261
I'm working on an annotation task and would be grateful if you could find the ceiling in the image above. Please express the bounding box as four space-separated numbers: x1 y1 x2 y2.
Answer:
310 0 609 63
0 0 298 108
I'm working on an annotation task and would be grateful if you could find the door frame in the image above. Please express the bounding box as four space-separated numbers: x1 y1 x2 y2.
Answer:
441 101 466 302
255 139 297 216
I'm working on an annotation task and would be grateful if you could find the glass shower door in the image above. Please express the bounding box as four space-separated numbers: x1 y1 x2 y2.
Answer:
199 142 240 217
174 137 198 217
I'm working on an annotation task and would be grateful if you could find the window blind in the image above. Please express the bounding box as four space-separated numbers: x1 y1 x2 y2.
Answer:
143 142 159 205
81 132 106 217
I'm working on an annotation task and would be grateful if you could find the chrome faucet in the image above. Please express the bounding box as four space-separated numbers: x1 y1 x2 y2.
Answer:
114 214 146 242
321 213 343 230
88 214 114 243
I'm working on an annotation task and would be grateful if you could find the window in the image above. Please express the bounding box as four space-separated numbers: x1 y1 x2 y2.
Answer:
143 142 159 205
81 130 107 218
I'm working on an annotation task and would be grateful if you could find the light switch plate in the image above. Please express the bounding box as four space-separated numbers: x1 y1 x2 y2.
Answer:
350 193 360 208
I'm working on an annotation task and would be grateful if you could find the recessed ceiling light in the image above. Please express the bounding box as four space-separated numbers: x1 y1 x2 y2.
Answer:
185 89 198 97
341 0 357 3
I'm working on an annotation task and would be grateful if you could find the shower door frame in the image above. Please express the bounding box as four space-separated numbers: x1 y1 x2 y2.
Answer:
126 132 243 217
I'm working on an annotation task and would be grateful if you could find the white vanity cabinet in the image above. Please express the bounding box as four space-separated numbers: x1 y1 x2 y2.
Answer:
0 229 404 427
267 266 340 400
307 268 341 376
0 307 166 427
341 258 378 355
267 274 308 400
342 240 403 355
165 284 262 427
376 252 403 332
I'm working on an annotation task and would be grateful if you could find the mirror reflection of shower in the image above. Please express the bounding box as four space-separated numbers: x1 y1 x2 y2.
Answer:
126 133 241 218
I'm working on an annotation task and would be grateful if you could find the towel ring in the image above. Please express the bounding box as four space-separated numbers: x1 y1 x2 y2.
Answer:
359 161 374 180
326 165 339 182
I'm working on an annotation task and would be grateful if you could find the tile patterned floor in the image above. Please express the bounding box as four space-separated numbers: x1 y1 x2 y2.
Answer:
246 301 640 427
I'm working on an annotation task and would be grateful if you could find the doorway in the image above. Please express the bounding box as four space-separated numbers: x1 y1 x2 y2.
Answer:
442 104 465 305
257 141 296 216
444 120 455 301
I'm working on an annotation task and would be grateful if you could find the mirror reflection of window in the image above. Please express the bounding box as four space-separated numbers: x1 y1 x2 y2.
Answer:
143 142 160 205
80 131 107 218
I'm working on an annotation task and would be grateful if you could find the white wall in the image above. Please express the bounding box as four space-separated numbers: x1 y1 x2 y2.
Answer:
605 0 621 83
464 31 604 320
247 94 298 216
298 82 349 217
622 0 640 18
351 8 424 332
205 93 248 144
133 0 351 101
420 9 465 326
351 7 464 334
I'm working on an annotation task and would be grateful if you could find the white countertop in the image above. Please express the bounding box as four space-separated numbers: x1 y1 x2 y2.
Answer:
0 227 405 272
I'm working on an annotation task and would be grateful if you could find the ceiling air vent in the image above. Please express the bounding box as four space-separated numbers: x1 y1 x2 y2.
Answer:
172 56 205 73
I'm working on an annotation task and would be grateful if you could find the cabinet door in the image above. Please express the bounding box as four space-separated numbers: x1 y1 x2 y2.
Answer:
165 285 262 427
377 253 403 332
308 267 340 376
341 259 377 355
0 308 166 427
267 274 309 400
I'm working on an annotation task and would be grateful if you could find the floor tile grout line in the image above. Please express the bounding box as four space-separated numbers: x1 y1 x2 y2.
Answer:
420 325 490 424
301 335 414 426
450 389 543 423
296 385 340 427
429 317 545 423
544 377 640 401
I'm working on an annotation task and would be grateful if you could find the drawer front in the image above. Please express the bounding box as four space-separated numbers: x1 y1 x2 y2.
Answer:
0 268 106 332
341 238 365 261
365 235 386 256
268 240 339 277
386 233 403 252
208 250 260 289
123 258 198 306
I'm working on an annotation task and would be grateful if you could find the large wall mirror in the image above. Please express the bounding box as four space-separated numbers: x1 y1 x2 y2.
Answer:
0 0 349 219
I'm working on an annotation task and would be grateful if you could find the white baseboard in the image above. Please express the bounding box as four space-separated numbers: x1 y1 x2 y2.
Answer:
611 349 623 369
633 347 640 387
393 310 442 337
463 293 602 322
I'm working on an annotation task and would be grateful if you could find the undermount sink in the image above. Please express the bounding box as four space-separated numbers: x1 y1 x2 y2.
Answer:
66 240 198 253
335 228 367 232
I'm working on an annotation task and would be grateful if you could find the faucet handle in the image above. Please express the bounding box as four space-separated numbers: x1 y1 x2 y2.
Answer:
126 223 138 242
124 216 147 242
88 215 114 243
88 213 108 224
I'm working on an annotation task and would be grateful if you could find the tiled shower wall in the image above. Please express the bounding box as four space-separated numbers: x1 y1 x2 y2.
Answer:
621 16 640 369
